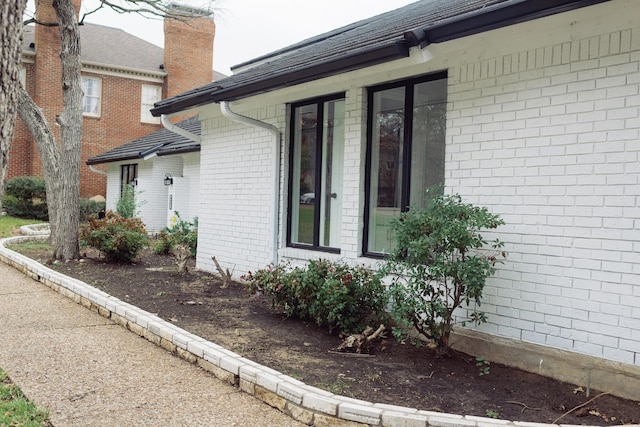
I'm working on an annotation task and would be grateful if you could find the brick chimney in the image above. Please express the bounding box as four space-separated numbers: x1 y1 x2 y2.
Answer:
163 5 215 99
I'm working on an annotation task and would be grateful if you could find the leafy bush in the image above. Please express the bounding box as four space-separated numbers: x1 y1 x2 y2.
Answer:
79 198 106 222
242 259 387 334
2 176 48 220
153 212 198 256
116 184 137 219
380 189 505 351
79 211 148 263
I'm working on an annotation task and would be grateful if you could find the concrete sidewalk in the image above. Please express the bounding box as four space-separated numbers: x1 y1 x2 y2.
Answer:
0 261 301 426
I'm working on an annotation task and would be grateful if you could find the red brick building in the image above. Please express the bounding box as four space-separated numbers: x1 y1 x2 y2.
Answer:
12 0 217 198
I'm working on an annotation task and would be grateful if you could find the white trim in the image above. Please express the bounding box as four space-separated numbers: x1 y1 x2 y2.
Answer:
81 61 165 83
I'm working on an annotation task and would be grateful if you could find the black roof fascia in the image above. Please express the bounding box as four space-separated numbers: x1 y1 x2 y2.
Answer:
407 0 610 47
212 42 409 101
86 153 142 165
151 0 607 117
139 142 171 159
157 146 201 156
150 41 409 116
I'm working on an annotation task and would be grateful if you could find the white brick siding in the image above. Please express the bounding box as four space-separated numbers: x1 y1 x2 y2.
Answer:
193 0 639 367
105 154 199 233
196 109 285 276
446 25 640 364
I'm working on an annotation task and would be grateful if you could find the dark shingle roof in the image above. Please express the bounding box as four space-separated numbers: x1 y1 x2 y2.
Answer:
23 23 165 73
151 0 606 116
86 116 200 165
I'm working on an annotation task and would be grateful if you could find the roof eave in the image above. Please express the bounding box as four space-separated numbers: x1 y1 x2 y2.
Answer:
150 41 409 116
86 153 143 166
413 0 610 45
157 146 201 157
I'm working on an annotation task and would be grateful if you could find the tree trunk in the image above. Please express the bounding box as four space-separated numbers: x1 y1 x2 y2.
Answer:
16 0 82 260
0 0 28 212
51 0 82 260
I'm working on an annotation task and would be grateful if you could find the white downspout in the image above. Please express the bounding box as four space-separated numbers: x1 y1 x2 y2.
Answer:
160 114 201 143
89 165 107 175
219 101 281 266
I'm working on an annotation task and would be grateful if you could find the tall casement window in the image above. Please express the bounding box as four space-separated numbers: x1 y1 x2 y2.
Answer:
288 95 345 252
141 85 162 123
81 76 102 117
120 164 138 196
364 72 447 256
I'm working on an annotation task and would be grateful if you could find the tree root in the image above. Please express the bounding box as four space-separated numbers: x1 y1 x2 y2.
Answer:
334 324 386 354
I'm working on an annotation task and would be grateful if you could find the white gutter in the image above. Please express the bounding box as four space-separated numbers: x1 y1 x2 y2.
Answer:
89 165 107 175
160 114 201 143
219 101 282 266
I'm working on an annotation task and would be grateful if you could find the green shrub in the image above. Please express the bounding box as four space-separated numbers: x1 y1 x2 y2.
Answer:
153 212 198 256
380 188 505 351
116 184 137 219
79 199 106 222
79 211 148 263
242 259 387 334
2 176 48 220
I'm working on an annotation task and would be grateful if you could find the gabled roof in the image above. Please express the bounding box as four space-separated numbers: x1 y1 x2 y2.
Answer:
23 23 165 74
86 116 200 165
22 23 227 80
151 0 607 116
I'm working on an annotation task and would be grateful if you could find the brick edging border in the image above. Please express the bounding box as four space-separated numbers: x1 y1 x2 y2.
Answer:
0 235 620 427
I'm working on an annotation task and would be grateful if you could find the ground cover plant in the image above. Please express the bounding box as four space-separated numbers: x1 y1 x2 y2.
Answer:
8 241 640 425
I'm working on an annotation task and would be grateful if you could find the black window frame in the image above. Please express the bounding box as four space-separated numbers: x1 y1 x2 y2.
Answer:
120 163 138 196
363 71 447 258
286 92 345 254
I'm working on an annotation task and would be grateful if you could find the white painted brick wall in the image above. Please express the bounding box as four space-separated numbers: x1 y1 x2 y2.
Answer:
182 152 201 223
447 25 640 365
196 110 284 276
137 156 181 232
194 2 639 367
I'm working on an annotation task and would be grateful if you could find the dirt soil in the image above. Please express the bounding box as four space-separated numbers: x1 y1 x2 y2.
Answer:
11 244 640 426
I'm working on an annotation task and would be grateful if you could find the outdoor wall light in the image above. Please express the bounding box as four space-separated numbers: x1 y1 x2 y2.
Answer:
164 173 173 186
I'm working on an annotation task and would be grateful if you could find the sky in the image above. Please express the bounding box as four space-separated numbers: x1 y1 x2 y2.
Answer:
26 0 418 75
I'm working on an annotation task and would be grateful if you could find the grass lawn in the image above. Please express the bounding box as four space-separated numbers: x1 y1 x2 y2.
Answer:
0 215 45 239
0 369 50 426
0 215 52 426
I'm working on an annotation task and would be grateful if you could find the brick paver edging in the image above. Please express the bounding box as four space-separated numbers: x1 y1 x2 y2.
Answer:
0 235 617 427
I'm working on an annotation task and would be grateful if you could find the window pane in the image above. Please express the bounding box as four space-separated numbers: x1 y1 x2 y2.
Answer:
367 87 405 254
291 104 317 245
83 97 99 115
141 85 161 123
410 79 447 208
81 77 101 116
120 164 138 196
320 100 344 247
